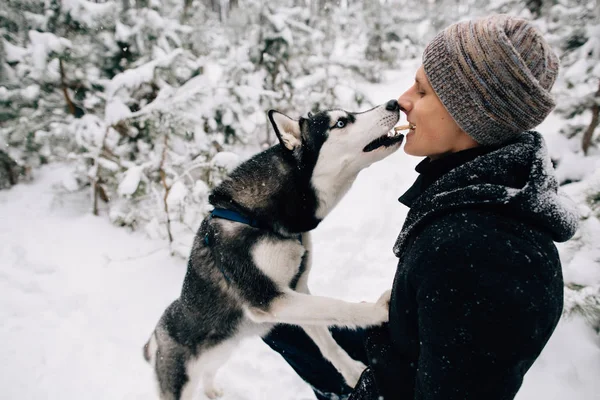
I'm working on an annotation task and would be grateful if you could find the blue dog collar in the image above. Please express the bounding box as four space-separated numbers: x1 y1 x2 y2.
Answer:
209 208 261 228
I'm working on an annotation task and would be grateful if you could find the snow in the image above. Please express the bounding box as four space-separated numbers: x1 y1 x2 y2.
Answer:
211 151 241 172
515 316 600 400
27 31 72 79
559 168 600 288
21 85 40 101
72 114 108 148
62 0 116 30
193 180 210 202
264 13 294 46
221 109 234 126
564 58 590 84
555 151 600 184
3 39 28 63
118 166 144 196
105 98 133 126
22 11 49 31
1 65 599 400
97 157 120 172
61 169 80 192
106 49 184 100
167 180 189 207
115 21 133 42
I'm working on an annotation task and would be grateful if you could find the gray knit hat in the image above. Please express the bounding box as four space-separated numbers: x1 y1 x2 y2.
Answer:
422 14 559 146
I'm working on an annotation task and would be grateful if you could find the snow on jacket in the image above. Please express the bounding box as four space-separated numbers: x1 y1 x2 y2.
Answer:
351 131 579 400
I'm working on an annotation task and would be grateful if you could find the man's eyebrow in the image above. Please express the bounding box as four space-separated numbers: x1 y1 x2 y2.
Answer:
415 76 429 90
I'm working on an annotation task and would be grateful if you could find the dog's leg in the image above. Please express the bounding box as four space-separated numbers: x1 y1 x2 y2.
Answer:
177 339 239 400
179 378 200 400
202 369 222 400
302 325 366 388
292 234 366 387
180 356 202 400
151 326 193 400
143 331 159 367
194 339 239 399
246 289 390 328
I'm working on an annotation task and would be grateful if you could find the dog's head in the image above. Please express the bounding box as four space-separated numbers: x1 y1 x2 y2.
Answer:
268 100 403 167
268 100 403 218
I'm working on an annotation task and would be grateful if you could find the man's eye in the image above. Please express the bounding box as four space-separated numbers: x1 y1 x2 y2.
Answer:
336 120 346 128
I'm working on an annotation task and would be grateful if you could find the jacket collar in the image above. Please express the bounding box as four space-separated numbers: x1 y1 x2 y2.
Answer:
393 131 579 258
399 145 499 208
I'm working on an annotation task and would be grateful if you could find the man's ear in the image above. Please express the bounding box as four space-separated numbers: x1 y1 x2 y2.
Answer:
268 110 301 151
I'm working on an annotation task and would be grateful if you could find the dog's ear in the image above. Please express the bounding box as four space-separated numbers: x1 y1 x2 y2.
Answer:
268 110 301 151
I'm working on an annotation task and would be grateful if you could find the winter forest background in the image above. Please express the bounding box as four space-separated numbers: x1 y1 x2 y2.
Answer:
1 0 600 399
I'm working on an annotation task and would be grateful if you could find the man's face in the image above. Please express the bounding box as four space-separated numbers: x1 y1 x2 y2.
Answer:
398 66 478 159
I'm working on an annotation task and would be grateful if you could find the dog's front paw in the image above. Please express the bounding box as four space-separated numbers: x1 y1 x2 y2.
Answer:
370 289 391 325
340 359 367 388
203 386 223 399
376 289 391 310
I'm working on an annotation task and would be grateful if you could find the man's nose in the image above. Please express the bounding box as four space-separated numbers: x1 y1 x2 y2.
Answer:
385 99 400 111
397 96 410 113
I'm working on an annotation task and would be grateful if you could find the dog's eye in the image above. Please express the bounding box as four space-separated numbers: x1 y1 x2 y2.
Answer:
336 120 346 129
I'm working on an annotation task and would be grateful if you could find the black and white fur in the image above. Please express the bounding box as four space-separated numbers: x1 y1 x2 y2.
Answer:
144 100 404 400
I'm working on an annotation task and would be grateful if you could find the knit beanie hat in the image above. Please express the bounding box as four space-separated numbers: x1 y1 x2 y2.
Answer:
422 14 559 146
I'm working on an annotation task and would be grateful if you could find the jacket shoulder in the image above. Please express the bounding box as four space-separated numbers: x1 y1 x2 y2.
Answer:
418 207 555 248
407 207 560 278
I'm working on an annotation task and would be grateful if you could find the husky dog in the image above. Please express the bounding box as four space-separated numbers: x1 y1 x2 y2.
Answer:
144 100 404 400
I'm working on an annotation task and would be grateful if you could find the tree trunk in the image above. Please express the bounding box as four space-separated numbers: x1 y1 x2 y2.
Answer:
526 0 543 18
0 38 8 86
0 150 21 190
313 0 332 15
59 59 77 116
182 0 193 22
582 80 600 156
209 0 222 21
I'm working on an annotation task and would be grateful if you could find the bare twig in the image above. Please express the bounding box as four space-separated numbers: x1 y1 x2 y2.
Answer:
104 247 166 264
92 126 112 216
168 161 210 187
159 133 174 249
582 80 600 156
211 140 224 152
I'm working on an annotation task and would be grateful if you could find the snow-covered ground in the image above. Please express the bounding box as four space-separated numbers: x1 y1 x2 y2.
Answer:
1 64 599 399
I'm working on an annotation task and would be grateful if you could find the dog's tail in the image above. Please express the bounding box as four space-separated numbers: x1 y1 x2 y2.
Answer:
143 332 157 363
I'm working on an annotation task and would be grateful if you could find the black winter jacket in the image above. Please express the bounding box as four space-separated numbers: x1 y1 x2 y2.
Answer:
351 132 579 400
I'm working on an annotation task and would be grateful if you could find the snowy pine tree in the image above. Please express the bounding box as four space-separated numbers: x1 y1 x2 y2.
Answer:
549 2 600 156
539 0 600 330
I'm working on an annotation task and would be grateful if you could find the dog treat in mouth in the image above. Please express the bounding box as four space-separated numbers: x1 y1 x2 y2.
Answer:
388 123 415 138
394 123 416 133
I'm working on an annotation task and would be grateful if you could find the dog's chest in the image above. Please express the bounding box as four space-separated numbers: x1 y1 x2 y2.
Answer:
251 238 306 288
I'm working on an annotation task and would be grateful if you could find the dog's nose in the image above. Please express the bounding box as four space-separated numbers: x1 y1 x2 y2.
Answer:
386 99 400 111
